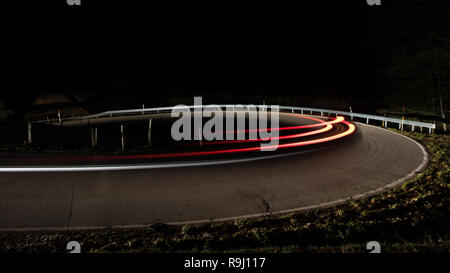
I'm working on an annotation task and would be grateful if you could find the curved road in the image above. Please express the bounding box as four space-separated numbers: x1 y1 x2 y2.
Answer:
0 122 427 231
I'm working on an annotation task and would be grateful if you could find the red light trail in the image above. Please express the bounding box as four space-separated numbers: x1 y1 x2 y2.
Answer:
185 116 345 145
58 114 355 161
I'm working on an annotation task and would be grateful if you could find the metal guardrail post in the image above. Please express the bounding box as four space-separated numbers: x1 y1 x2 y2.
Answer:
90 127 97 148
148 119 152 146
27 122 32 144
121 125 125 151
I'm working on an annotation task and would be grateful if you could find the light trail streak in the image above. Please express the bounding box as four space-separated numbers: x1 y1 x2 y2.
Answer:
53 117 354 160
189 116 344 145
0 114 355 167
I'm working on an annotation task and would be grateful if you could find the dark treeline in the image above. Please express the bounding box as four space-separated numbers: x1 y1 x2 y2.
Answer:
363 0 449 128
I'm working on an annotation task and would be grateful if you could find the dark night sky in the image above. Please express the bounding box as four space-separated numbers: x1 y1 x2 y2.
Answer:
1 1 383 113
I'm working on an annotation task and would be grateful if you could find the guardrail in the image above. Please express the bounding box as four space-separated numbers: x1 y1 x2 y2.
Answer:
35 105 436 133
278 106 436 133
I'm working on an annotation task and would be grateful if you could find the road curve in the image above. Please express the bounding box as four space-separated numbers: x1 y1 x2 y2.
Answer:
0 123 427 231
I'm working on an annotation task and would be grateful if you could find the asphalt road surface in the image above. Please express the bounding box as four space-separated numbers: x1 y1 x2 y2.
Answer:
0 122 427 231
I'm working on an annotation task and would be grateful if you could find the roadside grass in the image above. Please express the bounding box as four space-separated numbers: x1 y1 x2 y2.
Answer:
0 130 449 253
